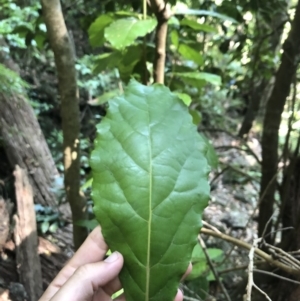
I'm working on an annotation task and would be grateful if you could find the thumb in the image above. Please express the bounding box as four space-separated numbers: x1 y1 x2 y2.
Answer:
49 252 123 301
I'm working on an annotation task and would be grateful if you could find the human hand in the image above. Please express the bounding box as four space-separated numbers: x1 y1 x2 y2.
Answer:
39 226 190 301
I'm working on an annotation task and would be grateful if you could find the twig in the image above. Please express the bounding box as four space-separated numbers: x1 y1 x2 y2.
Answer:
218 262 264 275
183 285 203 301
198 235 232 301
219 167 282 266
183 296 202 301
202 221 222 234
263 242 300 269
215 145 261 165
252 283 272 301
246 238 272 301
261 209 278 239
253 269 300 285
200 228 300 276
246 238 261 301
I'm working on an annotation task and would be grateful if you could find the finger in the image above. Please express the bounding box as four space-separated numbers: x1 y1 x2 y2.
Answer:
175 288 184 301
93 276 122 300
39 226 108 301
49 252 123 301
181 262 192 281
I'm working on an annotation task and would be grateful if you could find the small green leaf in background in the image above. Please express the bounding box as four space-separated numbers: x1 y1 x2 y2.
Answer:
168 16 180 26
91 80 211 301
93 52 121 73
49 222 59 233
170 30 179 48
80 177 93 191
178 44 204 66
186 244 224 280
174 72 222 88
41 221 49 234
88 89 122 106
88 15 114 47
76 219 98 230
180 18 218 33
104 18 157 50
189 109 202 125
186 261 208 280
199 134 218 169
173 91 192 106
175 9 238 23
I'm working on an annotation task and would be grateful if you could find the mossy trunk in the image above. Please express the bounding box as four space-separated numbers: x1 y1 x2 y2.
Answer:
0 40 59 208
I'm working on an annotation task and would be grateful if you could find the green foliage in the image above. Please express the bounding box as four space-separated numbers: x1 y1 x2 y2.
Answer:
88 15 114 47
0 0 42 49
185 244 223 299
0 63 29 95
91 80 210 301
187 244 224 281
88 89 123 106
178 44 204 66
174 72 222 87
175 8 238 23
35 204 63 234
105 18 157 50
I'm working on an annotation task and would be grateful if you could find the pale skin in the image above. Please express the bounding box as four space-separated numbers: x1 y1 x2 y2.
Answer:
39 226 191 301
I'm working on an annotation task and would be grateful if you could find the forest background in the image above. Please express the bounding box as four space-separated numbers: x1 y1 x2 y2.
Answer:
1 0 300 300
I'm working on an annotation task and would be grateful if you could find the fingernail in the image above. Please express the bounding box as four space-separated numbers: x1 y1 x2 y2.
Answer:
104 251 119 263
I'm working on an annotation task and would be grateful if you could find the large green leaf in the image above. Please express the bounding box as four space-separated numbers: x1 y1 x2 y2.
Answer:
91 80 210 301
105 18 157 50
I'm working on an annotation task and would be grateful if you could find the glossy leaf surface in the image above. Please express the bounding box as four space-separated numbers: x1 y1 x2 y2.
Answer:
91 80 210 301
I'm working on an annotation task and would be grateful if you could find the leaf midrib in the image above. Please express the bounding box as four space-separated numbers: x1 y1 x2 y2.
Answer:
145 108 153 301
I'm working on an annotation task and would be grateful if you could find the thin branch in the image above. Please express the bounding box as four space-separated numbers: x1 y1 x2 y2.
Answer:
182 285 203 301
215 145 261 165
252 283 272 301
254 269 300 285
198 235 232 301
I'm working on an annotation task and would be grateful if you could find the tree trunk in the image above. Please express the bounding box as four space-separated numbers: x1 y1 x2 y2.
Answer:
259 0 300 239
41 0 88 249
0 41 59 208
150 0 171 84
13 166 43 301
238 0 289 137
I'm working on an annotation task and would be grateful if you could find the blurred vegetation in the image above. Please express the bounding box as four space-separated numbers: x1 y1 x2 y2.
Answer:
1 0 300 300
